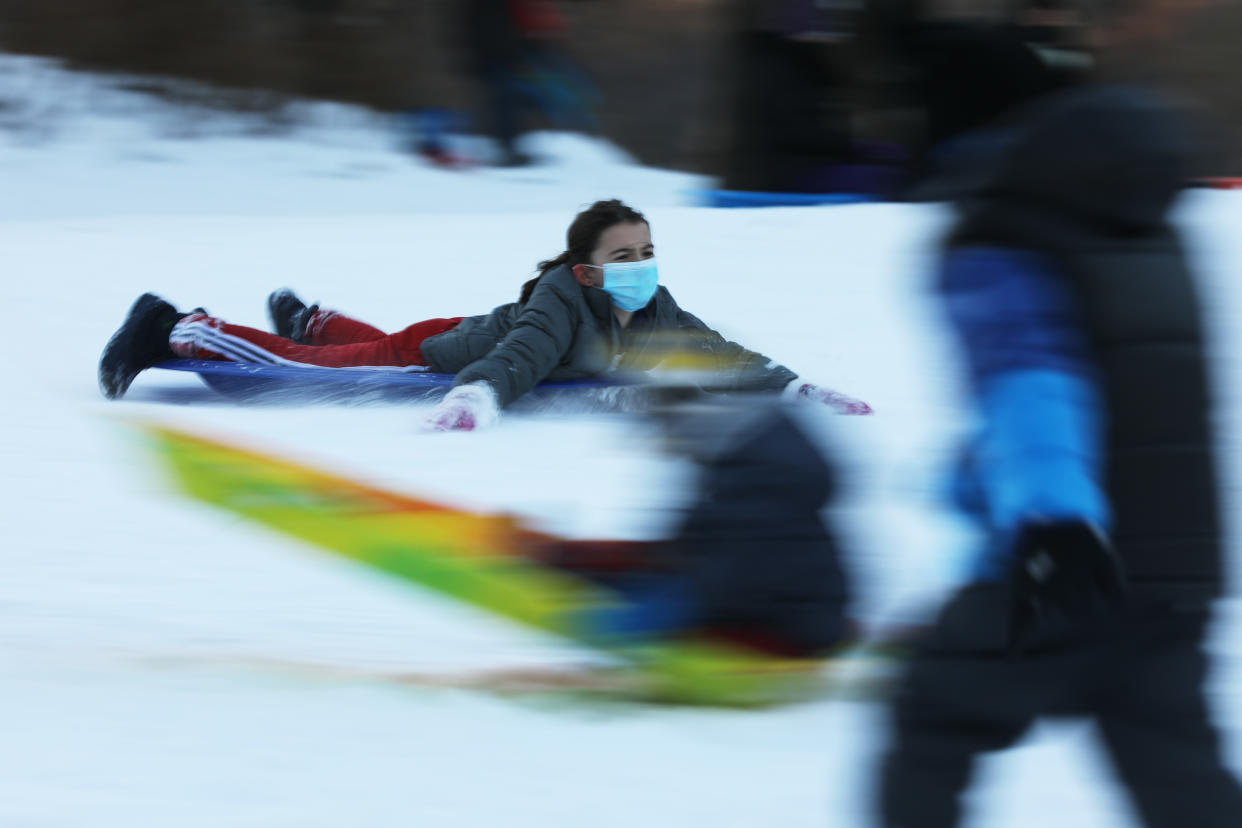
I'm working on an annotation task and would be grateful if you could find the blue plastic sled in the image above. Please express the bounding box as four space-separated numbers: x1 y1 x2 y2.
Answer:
154 359 623 405
698 190 878 209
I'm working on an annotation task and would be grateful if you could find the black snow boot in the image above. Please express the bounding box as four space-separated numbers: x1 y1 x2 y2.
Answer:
98 293 185 399
267 288 318 343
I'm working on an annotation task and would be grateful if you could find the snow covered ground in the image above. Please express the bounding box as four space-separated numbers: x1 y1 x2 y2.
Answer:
3 52 1242 827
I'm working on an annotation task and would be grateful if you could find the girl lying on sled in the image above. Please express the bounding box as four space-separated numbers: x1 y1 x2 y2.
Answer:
99 199 870 428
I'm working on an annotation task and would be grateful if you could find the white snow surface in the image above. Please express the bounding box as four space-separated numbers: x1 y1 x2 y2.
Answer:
3 52 1242 827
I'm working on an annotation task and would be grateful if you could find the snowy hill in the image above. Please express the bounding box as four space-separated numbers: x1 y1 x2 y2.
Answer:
3 52 1242 827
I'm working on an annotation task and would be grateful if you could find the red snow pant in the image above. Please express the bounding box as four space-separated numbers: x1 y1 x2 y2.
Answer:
169 308 464 368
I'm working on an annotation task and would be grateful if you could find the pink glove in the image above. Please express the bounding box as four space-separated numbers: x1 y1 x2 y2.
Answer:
787 381 873 415
422 382 501 431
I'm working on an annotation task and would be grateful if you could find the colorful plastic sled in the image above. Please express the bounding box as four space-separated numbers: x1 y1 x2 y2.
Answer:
138 422 837 706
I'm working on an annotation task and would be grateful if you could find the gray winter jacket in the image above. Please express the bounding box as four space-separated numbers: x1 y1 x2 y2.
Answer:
419 264 797 408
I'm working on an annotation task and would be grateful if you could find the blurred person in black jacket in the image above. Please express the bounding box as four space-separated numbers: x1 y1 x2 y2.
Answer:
872 4 1242 826
543 398 854 659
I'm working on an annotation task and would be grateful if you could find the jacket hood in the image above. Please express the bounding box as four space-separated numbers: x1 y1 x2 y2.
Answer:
990 86 1188 232
926 86 1191 234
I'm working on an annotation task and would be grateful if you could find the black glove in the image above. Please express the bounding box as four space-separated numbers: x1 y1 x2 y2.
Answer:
1008 521 1126 656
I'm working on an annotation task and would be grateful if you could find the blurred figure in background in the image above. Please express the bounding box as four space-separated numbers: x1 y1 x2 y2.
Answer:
458 0 598 167
722 0 851 192
460 0 535 166
873 2 1242 825
721 0 907 197
864 0 1089 185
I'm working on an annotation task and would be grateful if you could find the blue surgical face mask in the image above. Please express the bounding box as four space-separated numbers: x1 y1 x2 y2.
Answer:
589 258 659 312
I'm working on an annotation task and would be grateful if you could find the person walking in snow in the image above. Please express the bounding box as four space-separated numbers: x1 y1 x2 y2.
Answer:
872 14 1242 828
98 199 871 430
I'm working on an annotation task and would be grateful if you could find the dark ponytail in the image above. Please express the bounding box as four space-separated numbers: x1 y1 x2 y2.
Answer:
519 199 648 304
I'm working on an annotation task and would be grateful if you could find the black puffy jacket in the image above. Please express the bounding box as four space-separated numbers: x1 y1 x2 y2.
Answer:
666 402 853 655
941 85 1225 600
